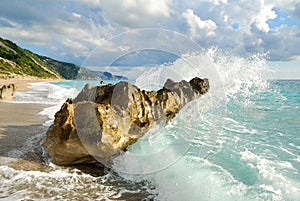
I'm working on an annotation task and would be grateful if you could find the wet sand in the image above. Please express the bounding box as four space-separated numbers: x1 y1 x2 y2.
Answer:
0 77 52 168
0 102 49 160
0 101 107 176
0 102 48 127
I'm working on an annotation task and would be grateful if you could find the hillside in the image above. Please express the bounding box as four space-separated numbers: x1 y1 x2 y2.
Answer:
38 56 81 79
0 37 127 80
0 37 60 79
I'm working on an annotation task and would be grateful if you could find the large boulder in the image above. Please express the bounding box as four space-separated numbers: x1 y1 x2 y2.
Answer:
43 77 209 165
0 84 16 100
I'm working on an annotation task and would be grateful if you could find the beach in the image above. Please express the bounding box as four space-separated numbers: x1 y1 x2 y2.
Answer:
0 76 60 91
0 102 48 159
0 78 53 170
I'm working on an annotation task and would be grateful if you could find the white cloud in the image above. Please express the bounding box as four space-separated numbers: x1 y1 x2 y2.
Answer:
182 9 217 38
270 59 300 79
252 38 264 46
72 12 82 18
118 45 131 52
254 4 277 33
88 0 173 28
269 25 300 60
265 0 300 11
206 0 228 5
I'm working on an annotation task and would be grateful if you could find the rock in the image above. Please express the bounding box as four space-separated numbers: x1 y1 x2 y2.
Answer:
43 77 209 165
0 84 16 100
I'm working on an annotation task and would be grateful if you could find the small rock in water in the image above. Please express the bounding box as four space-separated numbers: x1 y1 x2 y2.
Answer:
100 80 106 85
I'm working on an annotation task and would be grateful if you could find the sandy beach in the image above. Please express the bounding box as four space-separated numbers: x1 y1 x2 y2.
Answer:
0 102 51 169
0 78 52 167
0 75 59 91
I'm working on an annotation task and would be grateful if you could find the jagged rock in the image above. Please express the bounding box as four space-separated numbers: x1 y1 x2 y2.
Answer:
43 77 209 165
0 84 16 100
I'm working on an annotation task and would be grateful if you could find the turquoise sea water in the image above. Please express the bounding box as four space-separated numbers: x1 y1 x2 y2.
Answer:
49 78 300 200
111 79 300 201
1 51 299 200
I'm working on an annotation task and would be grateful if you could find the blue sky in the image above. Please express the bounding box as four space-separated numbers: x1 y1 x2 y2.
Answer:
0 0 299 78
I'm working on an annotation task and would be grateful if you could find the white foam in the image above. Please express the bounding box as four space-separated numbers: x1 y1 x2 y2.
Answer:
241 150 300 200
10 81 78 104
0 165 115 200
8 81 79 125
295 156 300 163
38 105 62 126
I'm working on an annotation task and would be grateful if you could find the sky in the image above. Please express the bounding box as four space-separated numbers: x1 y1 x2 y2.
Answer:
0 0 300 79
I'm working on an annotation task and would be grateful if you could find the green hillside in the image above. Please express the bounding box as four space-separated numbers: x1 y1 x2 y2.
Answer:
0 37 128 80
0 37 60 78
38 56 80 79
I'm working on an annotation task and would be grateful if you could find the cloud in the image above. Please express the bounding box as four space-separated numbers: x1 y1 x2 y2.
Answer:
253 4 277 32
76 0 173 28
0 0 111 63
82 29 202 67
267 25 300 61
0 17 15 28
111 49 179 66
0 0 299 65
265 0 300 11
182 9 217 38
206 0 228 5
293 3 300 20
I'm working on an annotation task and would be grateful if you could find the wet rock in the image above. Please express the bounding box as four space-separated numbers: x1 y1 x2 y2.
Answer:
43 77 209 165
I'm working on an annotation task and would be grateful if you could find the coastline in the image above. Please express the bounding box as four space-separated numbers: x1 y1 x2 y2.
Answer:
0 75 63 91
0 78 55 167
0 102 49 162
0 78 107 177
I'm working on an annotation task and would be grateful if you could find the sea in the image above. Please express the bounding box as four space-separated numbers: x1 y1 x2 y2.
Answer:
0 50 299 201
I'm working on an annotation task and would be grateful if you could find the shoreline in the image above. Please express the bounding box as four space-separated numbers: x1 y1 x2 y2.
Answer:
0 78 55 166
0 79 108 177
0 76 63 91
0 102 49 159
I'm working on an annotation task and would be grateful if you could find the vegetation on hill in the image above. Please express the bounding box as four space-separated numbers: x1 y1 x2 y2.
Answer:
0 37 59 78
0 37 128 80
38 56 80 79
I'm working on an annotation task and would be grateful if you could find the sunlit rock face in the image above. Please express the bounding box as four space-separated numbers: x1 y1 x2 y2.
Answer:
43 77 209 166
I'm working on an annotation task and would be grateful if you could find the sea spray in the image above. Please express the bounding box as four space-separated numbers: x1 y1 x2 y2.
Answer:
112 49 300 200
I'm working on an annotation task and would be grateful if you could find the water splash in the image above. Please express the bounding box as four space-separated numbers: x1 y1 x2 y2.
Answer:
112 49 300 201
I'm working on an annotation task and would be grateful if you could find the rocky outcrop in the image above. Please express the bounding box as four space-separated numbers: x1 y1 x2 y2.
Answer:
43 77 209 166
0 84 16 100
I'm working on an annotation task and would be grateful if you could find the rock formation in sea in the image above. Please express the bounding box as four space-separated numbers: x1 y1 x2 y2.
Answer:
0 84 16 100
43 77 209 166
